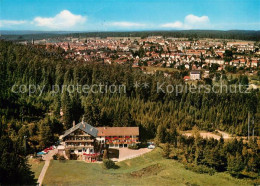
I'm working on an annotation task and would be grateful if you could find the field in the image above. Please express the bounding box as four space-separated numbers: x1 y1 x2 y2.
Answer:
40 148 257 186
29 158 45 179
144 66 179 73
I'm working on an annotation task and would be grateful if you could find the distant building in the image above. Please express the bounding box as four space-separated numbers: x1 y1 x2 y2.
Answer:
183 76 190 81
203 70 210 78
205 58 224 65
190 70 201 80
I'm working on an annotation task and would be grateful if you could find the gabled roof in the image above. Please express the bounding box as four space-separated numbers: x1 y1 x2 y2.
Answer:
96 127 139 136
183 76 190 80
60 122 98 139
79 122 98 137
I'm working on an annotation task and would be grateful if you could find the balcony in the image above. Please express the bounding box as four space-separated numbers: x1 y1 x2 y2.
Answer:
65 139 94 143
65 145 94 149
105 141 137 145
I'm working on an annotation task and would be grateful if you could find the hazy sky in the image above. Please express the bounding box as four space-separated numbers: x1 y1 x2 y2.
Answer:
0 0 259 31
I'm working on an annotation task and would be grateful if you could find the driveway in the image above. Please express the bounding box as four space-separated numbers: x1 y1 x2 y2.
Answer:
37 149 57 186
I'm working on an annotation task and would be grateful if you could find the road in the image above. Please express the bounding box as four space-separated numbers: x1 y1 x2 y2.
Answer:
249 84 258 89
182 130 232 140
216 130 231 139
37 149 57 186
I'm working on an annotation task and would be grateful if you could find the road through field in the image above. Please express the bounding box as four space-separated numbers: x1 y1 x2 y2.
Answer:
37 149 57 186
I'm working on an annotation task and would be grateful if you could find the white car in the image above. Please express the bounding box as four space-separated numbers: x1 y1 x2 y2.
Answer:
148 144 155 149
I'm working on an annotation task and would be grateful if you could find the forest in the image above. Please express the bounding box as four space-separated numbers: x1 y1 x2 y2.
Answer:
0 40 259 183
160 127 259 179
1 30 260 41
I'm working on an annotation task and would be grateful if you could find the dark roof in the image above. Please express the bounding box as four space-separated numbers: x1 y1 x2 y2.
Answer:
79 122 98 137
60 123 139 139
60 122 98 139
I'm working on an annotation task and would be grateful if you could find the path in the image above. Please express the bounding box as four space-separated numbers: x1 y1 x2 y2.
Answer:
37 149 57 186
249 84 258 89
182 130 232 140
216 130 231 139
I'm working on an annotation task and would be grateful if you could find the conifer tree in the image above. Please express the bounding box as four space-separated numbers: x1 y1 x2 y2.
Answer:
0 135 36 185
163 143 171 159
61 91 73 129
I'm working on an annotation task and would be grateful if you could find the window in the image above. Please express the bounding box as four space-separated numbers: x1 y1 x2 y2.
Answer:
78 150 82 152
70 150 74 153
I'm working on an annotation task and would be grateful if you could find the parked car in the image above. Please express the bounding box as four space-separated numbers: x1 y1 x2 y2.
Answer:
37 151 46 156
48 146 54 150
148 144 155 149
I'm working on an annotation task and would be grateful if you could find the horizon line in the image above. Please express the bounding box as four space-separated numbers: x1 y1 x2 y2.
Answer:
1 29 260 36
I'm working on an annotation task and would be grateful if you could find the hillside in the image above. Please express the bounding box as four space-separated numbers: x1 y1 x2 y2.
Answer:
41 148 257 185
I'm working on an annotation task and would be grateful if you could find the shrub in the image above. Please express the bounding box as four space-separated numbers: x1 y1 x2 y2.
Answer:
58 155 66 162
128 144 139 150
138 142 148 148
103 159 115 169
162 143 171 159
185 164 215 176
169 151 178 160
103 149 108 160
52 154 58 160
69 154 78 160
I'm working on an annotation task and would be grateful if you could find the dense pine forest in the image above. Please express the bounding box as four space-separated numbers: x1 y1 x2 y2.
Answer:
1 30 260 41
160 129 259 179
0 40 259 183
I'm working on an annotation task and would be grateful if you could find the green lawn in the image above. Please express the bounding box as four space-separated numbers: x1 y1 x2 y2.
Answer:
29 158 45 180
43 148 257 186
144 66 179 73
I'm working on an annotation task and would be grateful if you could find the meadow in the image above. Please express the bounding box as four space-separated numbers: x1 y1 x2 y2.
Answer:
40 148 257 186
29 158 45 180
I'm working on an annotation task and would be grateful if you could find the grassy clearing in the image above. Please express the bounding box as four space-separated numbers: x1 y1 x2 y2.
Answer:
29 158 45 180
144 66 179 73
43 148 257 186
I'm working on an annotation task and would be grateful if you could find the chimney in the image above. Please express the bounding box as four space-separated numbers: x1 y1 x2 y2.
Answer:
73 121 75 127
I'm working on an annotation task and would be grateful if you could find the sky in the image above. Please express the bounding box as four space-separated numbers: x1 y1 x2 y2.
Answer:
0 0 259 31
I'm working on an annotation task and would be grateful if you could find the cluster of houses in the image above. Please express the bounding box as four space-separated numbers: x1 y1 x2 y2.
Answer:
24 37 259 83
58 121 139 162
34 36 260 71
